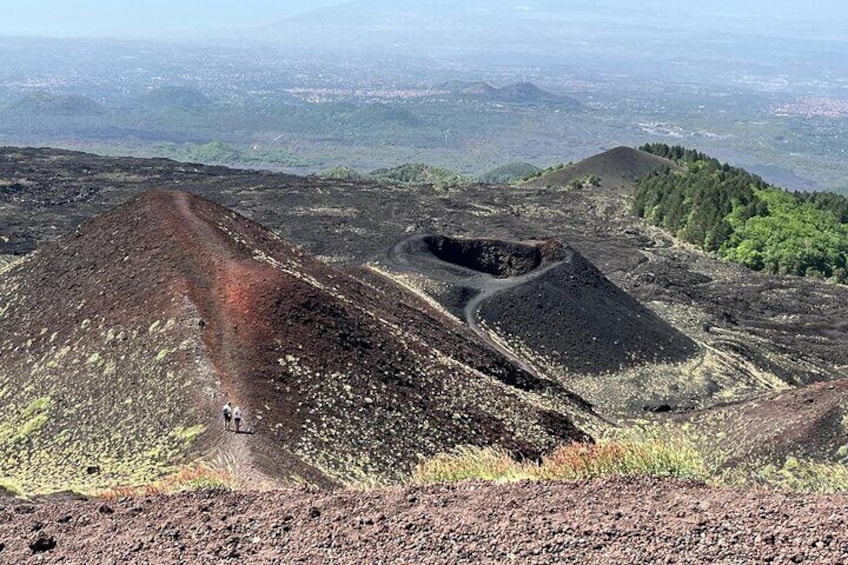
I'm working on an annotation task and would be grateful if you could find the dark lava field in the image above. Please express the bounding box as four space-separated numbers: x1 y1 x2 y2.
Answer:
1 146 848 563
3 146 844 409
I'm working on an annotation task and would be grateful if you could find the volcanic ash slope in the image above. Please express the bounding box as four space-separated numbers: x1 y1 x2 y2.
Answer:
0 189 596 494
376 234 716 416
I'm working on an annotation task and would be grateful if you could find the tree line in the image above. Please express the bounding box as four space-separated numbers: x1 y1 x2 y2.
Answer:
634 143 848 283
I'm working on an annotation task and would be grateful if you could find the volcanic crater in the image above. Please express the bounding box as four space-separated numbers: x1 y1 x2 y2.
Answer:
379 233 698 385
421 235 562 278
1 147 848 562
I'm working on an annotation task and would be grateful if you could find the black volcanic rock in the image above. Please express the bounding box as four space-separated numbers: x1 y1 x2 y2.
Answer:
478 245 698 374
1 146 847 471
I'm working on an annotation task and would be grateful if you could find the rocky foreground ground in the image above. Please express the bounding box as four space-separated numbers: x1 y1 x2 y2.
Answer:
2 477 847 564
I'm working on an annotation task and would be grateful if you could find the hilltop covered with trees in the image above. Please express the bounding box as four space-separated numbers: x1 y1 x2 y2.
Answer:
317 163 471 189
634 144 848 283
478 162 541 184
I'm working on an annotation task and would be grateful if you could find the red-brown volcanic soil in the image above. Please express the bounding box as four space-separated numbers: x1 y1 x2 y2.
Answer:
3 148 848 563
0 188 594 492
3 477 848 564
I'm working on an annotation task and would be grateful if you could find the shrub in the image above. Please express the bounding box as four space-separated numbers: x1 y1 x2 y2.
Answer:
412 446 524 484
412 438 706 485
535 440 705 481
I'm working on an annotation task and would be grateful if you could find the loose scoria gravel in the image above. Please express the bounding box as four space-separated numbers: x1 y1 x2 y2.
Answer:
1 477 847 564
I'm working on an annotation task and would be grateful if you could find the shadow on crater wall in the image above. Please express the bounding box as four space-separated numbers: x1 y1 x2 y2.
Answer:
422 235 565 278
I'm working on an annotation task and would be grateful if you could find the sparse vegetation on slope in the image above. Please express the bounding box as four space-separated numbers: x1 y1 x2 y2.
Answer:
0 310 211 494
635 143 848 282
3 147 848 499
709 456 848 494
414 395 848 494
0 188 597 495
565 174 601 190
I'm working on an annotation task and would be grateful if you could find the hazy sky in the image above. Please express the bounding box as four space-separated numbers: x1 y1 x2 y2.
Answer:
0 1 349 38
1 1 846 39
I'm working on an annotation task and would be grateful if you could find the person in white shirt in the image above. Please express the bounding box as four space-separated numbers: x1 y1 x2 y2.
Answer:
233 406 242 433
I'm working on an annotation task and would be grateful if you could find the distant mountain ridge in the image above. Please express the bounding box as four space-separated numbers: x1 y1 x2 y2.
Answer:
439 80 581 108
11 91 106 116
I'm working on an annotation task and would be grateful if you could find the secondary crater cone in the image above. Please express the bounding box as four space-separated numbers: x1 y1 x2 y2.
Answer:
381 234 699 381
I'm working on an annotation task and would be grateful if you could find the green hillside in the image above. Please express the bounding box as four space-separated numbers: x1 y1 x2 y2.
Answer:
315 162 471 189
315 165 371 182
12 92 106 116
370 163 470 188
479 162 541 184
634 143 848 283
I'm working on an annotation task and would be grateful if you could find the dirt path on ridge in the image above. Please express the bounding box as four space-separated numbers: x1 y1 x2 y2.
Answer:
164 191 282 490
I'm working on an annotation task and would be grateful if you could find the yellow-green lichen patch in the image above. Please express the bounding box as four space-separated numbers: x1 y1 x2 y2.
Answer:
171 424 207 444
1 396 53 445
0 477 24 498
0 314 215 496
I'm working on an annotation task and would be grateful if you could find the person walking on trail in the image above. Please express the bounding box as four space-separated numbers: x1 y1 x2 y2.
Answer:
233 406 243 433
222 401 232 431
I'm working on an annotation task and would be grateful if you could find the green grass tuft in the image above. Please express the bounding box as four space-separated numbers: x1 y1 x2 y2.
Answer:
21 397 52 419
413 438 706 485
2 397 53 445
724 457 848 494
0 477 25 498
413 446 527 484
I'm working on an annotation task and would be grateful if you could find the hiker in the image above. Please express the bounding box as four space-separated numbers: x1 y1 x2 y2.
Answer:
233 406 242 433
222 401 232 431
